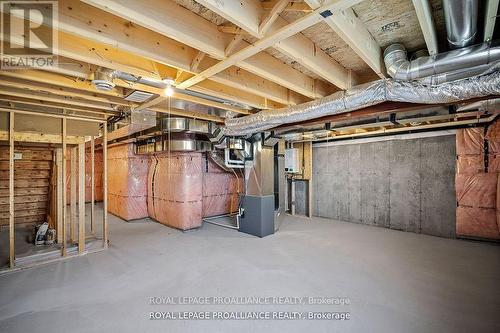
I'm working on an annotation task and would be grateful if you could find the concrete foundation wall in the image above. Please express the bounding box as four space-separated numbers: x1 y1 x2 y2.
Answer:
309 134 456 238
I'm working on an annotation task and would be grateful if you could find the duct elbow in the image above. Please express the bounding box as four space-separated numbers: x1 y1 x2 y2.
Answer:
384 43 412 79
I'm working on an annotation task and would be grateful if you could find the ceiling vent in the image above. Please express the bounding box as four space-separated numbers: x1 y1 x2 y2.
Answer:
91 69 116 91
124 90 154 103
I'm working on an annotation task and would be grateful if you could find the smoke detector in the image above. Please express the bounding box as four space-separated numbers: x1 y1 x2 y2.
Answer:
92 69 116 91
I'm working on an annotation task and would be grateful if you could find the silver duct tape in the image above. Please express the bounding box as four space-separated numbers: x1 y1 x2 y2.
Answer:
224 70 500 136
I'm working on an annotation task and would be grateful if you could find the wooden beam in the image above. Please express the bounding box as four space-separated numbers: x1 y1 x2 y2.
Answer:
0 85 117 111
0 131 84 145
262 1 312 12
177 1 353 89
411 0 439 56
0 69 124 98
1 69 246 117
305 0 386 78
2 13 270 110
90 137 95 234
81 0 330 99
0 107 106 123
196 0 357 88
150 107 225 124
484 0 500 42
0 95 112 119
259 0 291 36
56 149 63 244
190 51 206 72
61 119 67 256
9 112 14 269
11 0 299 107
102 123 108 248
70 148 77 244
225 35 244 57
0 75 130 107
135 96 166 112
78 142 85 254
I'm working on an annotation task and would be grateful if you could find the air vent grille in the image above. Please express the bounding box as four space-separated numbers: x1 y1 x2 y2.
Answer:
124 90 155 103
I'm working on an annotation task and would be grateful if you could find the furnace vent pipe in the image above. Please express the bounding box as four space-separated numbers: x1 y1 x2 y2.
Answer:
223 67 500 136
384 42 500 81
443 0 478 49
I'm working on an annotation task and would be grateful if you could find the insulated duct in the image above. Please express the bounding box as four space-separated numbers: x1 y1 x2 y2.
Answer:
384 43 500 81
443 0 478 49
223 67 500 136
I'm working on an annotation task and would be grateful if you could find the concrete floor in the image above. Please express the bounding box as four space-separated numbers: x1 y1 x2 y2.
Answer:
0 211 499 332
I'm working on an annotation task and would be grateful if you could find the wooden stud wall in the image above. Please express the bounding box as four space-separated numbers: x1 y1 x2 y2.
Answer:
0 146 53 226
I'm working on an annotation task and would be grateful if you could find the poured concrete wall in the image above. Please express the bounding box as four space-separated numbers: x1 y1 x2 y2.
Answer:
309 133 456 238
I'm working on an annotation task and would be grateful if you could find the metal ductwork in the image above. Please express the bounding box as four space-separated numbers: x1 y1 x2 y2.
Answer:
91 68 116 91
223 66 500 136
384 42 500 81
112 71 253 110
443 0 478 49
161 117 212 134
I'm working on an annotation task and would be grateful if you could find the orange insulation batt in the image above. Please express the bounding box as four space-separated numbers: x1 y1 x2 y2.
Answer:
108 144 149 221
456 125 500 240
147 152 203 230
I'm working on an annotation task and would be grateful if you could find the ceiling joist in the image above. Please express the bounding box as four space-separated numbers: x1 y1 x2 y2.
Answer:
81 0 332 99
176 1 360 90
304 0 386 78
195 0 359 88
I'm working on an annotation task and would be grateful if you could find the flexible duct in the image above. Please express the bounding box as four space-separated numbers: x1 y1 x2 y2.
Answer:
384 43 500 80
443 0 478 49
223 67 500 136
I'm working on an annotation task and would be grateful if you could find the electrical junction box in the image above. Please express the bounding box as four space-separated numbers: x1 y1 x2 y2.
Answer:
284 148 300 173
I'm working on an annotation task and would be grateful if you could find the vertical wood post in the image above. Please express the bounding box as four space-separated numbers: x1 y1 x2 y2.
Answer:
78 142 85 254
70 147 77 243
103 123 108 248
61 119 67 256
9 112 15 269
90 136 95 233
56 148 63 244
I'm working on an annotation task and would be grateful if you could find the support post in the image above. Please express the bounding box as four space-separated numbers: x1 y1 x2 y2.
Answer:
9 112 14 269
90 136 95 233
56 148 63 244
61 119 67 256
103 123 108 248
78 142 85 254
70 147 77 243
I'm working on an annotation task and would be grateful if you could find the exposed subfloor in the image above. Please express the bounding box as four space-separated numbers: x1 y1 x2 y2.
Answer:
0 210 499 332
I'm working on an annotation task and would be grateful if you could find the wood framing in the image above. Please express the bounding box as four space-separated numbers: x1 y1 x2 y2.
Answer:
70 148 77 244
259 0 291 36
78 142 85 254
484 0 500 42
90 137 95 234
56 149 63 244
177 1 355 90
195 0 359 88
102 123 108 248
411 0 439 56
61 118 67 257
3 0 304 107
9 112 14 268
81 0 333 99
304 0 386 78
0 69 245 117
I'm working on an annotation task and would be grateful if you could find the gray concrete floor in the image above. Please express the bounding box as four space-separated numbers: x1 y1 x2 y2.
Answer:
0 210 499 333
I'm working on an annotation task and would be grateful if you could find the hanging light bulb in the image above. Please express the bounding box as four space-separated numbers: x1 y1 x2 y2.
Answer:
164 84 174 97
163 77 175 97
